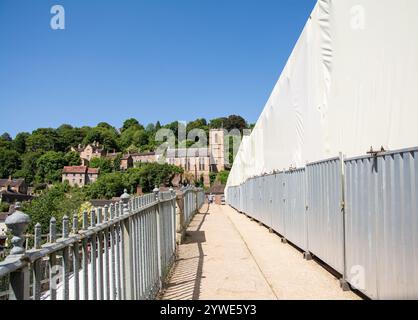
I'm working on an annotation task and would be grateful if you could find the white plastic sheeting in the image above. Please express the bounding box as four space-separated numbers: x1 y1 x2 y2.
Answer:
227 0 418 188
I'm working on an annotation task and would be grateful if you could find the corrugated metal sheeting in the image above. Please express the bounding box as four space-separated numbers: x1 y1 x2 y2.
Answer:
306 158 344 274
226 147 418 299
284 169 307 251
345 147 418 299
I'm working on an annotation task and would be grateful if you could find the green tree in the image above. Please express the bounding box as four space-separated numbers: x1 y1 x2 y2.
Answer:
0 148 21 178
125 163 183 193
89 157 114 174
23 184 85 234
217 171 230 185
187 118 208 132
14 152 41 184
13 132 30 153
113 153 123 171
209 172 217 186
84 172 126 199
0 133 13 150
26 128 61 152
1 133 12 141
36 151 66 183
97 122 115 131
145 123 155 133
155 121 162 130
64 151 81 166
122 118 143 132
225 115 248 131
82 127 119 151
118 126 137 150
56 125 85 150
209 117 227 129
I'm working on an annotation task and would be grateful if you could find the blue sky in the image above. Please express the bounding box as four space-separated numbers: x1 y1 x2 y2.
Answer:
0 0 316 137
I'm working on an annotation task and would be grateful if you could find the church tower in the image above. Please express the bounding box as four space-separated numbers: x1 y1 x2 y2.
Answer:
209 129 225 173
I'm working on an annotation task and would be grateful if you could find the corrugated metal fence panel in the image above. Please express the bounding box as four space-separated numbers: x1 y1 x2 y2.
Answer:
256 177 264 223
265 174 275 228
345 148 418 299
271 173 286 236
284 169 307 251
254 178 260 220
239 186 244 212
307 158 344 274
344 156 379 299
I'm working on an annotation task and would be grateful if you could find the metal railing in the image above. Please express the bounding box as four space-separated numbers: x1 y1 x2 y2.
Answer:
226 146 418 300
0 186 204 300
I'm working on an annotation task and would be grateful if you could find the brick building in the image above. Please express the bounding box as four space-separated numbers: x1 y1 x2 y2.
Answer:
0 178 28 194
130 152 159 164
71 142 108 166
120 154 133 171
62 166 99 187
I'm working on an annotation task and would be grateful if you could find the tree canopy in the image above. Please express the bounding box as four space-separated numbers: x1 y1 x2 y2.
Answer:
0 115 250 185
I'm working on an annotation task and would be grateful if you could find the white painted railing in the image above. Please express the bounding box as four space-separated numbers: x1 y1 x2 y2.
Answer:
0 186 205 300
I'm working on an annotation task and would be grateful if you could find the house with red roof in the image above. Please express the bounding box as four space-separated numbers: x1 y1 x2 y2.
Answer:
62 166 99 187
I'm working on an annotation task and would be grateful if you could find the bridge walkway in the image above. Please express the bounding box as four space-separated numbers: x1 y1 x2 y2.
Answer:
161 204 360 300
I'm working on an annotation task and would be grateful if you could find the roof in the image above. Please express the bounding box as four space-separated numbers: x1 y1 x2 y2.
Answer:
63 166 88 174
208 184 225 194
62 166 99 174
167 148 209 158
0 191 35 202
130 152 156 157
72 144 104 153
0 178 25 188
87 168 99 174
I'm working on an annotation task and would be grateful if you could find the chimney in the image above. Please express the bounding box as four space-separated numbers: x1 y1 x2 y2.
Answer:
136 186 143 196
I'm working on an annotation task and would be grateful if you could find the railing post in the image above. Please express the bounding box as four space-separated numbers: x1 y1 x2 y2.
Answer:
153 187 162 289
195 189 198 213
72 215 80 300
121 189 133 300
82 210 89 300
62 215 70 300
90 209 97 300
4 202 30 300
169 188 176 256
175 190 185 244
33 223 42 300
49 217 57 300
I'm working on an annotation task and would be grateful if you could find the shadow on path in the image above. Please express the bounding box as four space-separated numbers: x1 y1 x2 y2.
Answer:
162 205 210 300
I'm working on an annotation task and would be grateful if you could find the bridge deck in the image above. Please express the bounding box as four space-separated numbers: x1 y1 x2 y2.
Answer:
162 204 360 300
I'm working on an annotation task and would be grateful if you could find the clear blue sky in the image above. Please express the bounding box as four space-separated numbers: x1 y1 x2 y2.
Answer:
0 0 316 137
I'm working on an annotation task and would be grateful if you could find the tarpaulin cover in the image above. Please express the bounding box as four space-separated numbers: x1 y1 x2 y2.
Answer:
227 0 418 188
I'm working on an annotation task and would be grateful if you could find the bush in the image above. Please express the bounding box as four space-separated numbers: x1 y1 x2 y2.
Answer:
23 184 86 234
0 202 9 213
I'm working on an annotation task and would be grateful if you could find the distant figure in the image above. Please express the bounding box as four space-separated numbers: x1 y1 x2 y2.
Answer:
208 193 214 204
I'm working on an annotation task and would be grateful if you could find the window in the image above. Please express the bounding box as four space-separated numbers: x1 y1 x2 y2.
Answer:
215 133 219 144
200 158 205 171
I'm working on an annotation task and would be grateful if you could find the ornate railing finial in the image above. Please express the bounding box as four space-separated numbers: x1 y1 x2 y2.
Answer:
50 217 57 243
120 189 131 204
153 186 160 200
5 202 30 256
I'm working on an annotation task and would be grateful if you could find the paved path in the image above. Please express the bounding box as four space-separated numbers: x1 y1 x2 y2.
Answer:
162 204 360 300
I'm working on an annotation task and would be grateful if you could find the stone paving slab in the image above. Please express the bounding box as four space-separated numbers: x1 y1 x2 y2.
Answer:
162 204 361 300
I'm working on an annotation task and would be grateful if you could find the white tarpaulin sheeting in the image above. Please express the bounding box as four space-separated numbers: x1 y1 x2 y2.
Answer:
227 0 418 188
